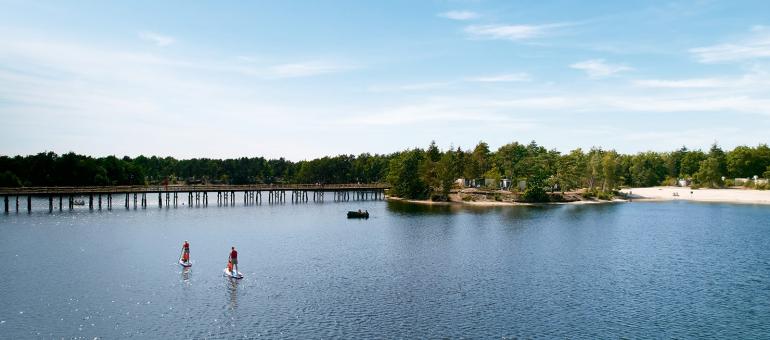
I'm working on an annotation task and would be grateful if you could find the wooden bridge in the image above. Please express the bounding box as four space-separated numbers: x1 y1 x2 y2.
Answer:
0 184 390 213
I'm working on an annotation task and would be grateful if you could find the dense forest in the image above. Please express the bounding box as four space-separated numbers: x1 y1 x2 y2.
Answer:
2 141 769 202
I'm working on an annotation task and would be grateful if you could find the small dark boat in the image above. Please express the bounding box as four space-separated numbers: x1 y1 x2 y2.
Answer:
347 211 369 219
73 200 85 206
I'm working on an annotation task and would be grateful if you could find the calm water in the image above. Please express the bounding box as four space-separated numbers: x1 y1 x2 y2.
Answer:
1 197 769 338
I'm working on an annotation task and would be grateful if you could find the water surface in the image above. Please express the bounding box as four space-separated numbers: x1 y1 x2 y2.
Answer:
1 198 769 338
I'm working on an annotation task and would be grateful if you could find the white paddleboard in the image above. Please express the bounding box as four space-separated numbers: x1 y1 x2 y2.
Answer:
179 259 192 267
223 268 243 279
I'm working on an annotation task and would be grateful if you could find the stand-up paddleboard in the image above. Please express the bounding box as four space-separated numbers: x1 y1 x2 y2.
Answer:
179 259 192 267
223 268 243 279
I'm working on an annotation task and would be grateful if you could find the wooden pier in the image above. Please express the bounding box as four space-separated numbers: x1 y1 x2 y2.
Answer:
0 184 389 214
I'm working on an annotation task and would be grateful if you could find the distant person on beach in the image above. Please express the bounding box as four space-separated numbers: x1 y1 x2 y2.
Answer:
181 241 190 264
229 246 238 274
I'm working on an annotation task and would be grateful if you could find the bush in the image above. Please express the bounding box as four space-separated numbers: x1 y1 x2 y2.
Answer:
0 171 22 187
662 176 678 186
522 186 549 202
596 191 613 200
724 179 735 187
430 193 447 202
549 193 566 202
462 195 473 202
494 193 502 201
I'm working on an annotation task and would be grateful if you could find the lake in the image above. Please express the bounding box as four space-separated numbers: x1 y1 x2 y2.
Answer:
1 197 769 338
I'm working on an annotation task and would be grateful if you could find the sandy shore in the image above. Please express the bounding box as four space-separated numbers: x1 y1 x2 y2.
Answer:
386 195 624 207
620 187 770 205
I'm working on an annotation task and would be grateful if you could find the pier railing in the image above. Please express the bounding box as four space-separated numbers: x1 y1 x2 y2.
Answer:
0 183 390 196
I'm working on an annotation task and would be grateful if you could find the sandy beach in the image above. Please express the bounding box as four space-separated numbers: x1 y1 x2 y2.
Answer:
621 187 770 205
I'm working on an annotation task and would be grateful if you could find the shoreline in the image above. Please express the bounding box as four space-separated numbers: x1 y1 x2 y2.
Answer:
620 187 770 205
388 186 770 207
386 195 626 207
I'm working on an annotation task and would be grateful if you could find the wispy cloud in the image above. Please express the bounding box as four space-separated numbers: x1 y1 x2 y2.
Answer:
464 23 565 41
344 99 538 128
690 26 770 63
138 31 175 47
570 59 632 78
439 10 479 21
466 73 531 82
367 82 452 93
268 61 355 78
633 78 727 88
633 70 770 89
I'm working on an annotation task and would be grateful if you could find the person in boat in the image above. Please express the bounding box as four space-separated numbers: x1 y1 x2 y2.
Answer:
228 246 238 274
181 240 190 264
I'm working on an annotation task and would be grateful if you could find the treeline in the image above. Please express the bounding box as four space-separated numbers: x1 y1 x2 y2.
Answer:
0 152 391 187
387 141 770 201
1 142 769 202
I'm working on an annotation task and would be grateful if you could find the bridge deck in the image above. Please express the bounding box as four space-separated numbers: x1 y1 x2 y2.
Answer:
0 184 390 196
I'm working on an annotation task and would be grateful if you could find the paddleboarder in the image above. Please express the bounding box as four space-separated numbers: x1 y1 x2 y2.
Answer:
181 240 190 264
228 246 238 275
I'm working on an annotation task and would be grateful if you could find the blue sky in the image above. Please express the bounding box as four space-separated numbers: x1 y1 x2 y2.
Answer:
1 0 769 160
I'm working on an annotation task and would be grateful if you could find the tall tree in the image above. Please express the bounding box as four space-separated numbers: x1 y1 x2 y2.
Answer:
554 148 585 192
436 150 456 201
470 141 491 179
679 150 706 177
601 150 618 192
694 157 723 188
387 149 428 199
630 152 666 187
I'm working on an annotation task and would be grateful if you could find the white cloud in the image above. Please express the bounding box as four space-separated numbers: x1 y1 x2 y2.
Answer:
633 78 727 88
570 59 632 78
0 35 361 159
344 99 538 128
268 61 355 78
466 73 531 82
439 10 479 21
138 31 175 47
367 82 453 93
690 27 770 63
464 23 562 41
633 70 770 90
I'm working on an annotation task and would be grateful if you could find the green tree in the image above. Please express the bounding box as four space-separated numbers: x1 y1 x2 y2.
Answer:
469 141 491 179
435 150 456 201
708 143 727 177
0 170 21 187
554 148 585 191
630 152 666 187
426 140 441 162
483 166 502 188
586 148 604 191
521 169 549 202
387 149 428 199
601 150 618 192
495 142 528 180
694 157 723 188
680 150 706 177
727 145 770 178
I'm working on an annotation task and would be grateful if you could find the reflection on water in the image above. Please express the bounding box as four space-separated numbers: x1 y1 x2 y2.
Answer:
226 277 239 310
1 199 769 338
181 266 191 282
